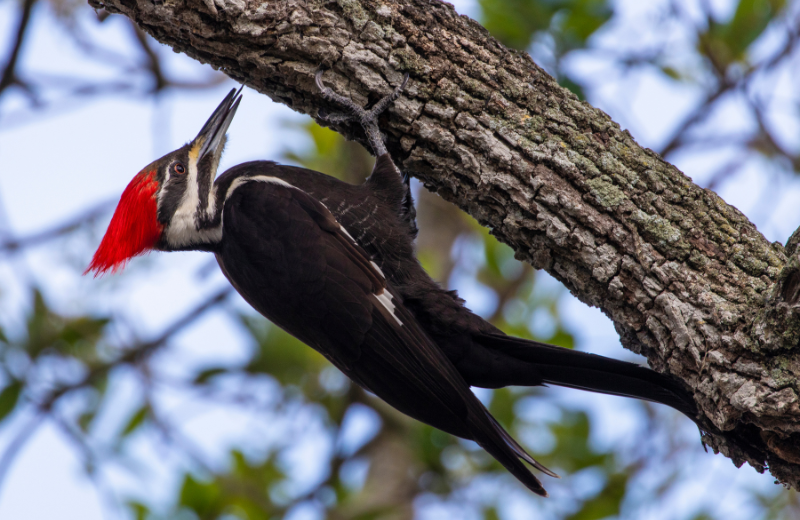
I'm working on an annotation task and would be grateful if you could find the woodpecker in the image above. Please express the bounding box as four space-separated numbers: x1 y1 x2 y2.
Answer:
87 73 699 496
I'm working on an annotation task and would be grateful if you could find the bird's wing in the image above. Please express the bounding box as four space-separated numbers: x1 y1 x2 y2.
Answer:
218 178 554 495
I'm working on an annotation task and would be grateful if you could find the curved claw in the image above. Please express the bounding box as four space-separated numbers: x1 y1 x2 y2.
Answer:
315 69 357 110
315 69 410 156
314 68 325 93
365 73 409 121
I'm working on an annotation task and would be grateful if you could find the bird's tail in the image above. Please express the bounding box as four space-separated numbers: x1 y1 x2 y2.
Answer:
465 399 558 497
474 333 699 421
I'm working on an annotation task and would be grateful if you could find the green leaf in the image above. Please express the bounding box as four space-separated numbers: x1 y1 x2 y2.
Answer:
479 0 558 50
229 449 284 489
193 367 229 385
351 508 399 520
483 506 501 520
559 76 586 100
126 501 150 520
59 317 109 347
241 315 327 386
479 0 612 52
548 410 609 471
660 66 683 81
77 409 96 433
121 406 148 438
179 474 224 518
700 0 785 67
544 327 575 350
0 381 22 422
488 388 516 427
557 0 614 50
22 288 109 362
282 120 374 184
726 0 785 57
25 289 60 357
567 472 627 520
413 424 451 475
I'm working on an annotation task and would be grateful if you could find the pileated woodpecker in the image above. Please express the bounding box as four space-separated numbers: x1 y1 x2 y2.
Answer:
87 73 699 496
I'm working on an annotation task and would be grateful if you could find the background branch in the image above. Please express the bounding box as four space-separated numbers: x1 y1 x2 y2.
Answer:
0 0 37 97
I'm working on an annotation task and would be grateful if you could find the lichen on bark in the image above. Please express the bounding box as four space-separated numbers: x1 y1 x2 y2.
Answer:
89 0 800 489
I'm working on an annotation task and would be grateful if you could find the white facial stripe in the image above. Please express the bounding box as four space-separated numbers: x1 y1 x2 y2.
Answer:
157 163 173 209
375 290 403 326
164 149 205 248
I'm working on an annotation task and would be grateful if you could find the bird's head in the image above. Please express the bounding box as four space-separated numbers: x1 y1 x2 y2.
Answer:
86 87 242 276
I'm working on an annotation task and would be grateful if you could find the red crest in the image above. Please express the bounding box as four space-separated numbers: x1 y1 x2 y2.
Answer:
86 171 162 276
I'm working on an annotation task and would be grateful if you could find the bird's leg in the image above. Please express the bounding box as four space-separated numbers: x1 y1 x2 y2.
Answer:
316 70 417 237
315 70 409 157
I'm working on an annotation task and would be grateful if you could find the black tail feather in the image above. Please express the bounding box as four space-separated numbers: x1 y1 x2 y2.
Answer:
475 333 699 421
483 409 560 479
470 406 551 496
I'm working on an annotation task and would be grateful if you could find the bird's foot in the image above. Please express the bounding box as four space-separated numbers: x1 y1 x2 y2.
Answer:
315 70 409 157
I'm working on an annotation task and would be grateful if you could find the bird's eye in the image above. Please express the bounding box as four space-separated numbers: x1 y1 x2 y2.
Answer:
174 163 186 174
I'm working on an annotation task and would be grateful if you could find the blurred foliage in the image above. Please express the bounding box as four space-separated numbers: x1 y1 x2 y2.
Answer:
699 0 786 70
0 289 110 422
479 0 612 97
1 0 799 519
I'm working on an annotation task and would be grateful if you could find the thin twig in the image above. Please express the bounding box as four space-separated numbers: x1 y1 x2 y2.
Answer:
131 22 167 93
705 154 748 191
0 291 231 497
0 200 115 254
659 4 800 159
50 413 123 520
0 412 46 495
658 85 731 158
0 0 37 97
38 287 233 412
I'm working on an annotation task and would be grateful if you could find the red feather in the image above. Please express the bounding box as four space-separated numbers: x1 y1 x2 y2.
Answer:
86 171 162 276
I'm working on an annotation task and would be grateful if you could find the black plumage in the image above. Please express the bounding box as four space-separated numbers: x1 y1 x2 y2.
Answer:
212 166 556 495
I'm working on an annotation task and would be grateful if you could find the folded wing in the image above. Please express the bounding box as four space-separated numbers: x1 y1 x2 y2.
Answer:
217 177 556 496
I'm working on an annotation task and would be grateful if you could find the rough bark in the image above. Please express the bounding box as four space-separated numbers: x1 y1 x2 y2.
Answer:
89 0 800 489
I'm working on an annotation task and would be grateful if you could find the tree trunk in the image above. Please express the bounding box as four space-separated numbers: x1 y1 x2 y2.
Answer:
90 0 800 489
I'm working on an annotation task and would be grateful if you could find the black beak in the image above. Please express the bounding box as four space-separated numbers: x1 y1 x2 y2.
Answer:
195 85 243 159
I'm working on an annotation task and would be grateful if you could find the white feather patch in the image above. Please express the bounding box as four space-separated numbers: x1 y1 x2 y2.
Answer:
375 290 403 326
227 175 294 195
339 224 356 242
370 261 385 278
218 175 298 236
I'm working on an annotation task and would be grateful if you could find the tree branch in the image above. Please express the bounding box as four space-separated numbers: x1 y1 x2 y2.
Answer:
0 200 114 254
88 0 800 488
0 0 37 97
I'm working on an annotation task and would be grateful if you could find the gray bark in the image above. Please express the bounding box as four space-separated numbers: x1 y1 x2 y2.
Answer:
89 0 800 489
